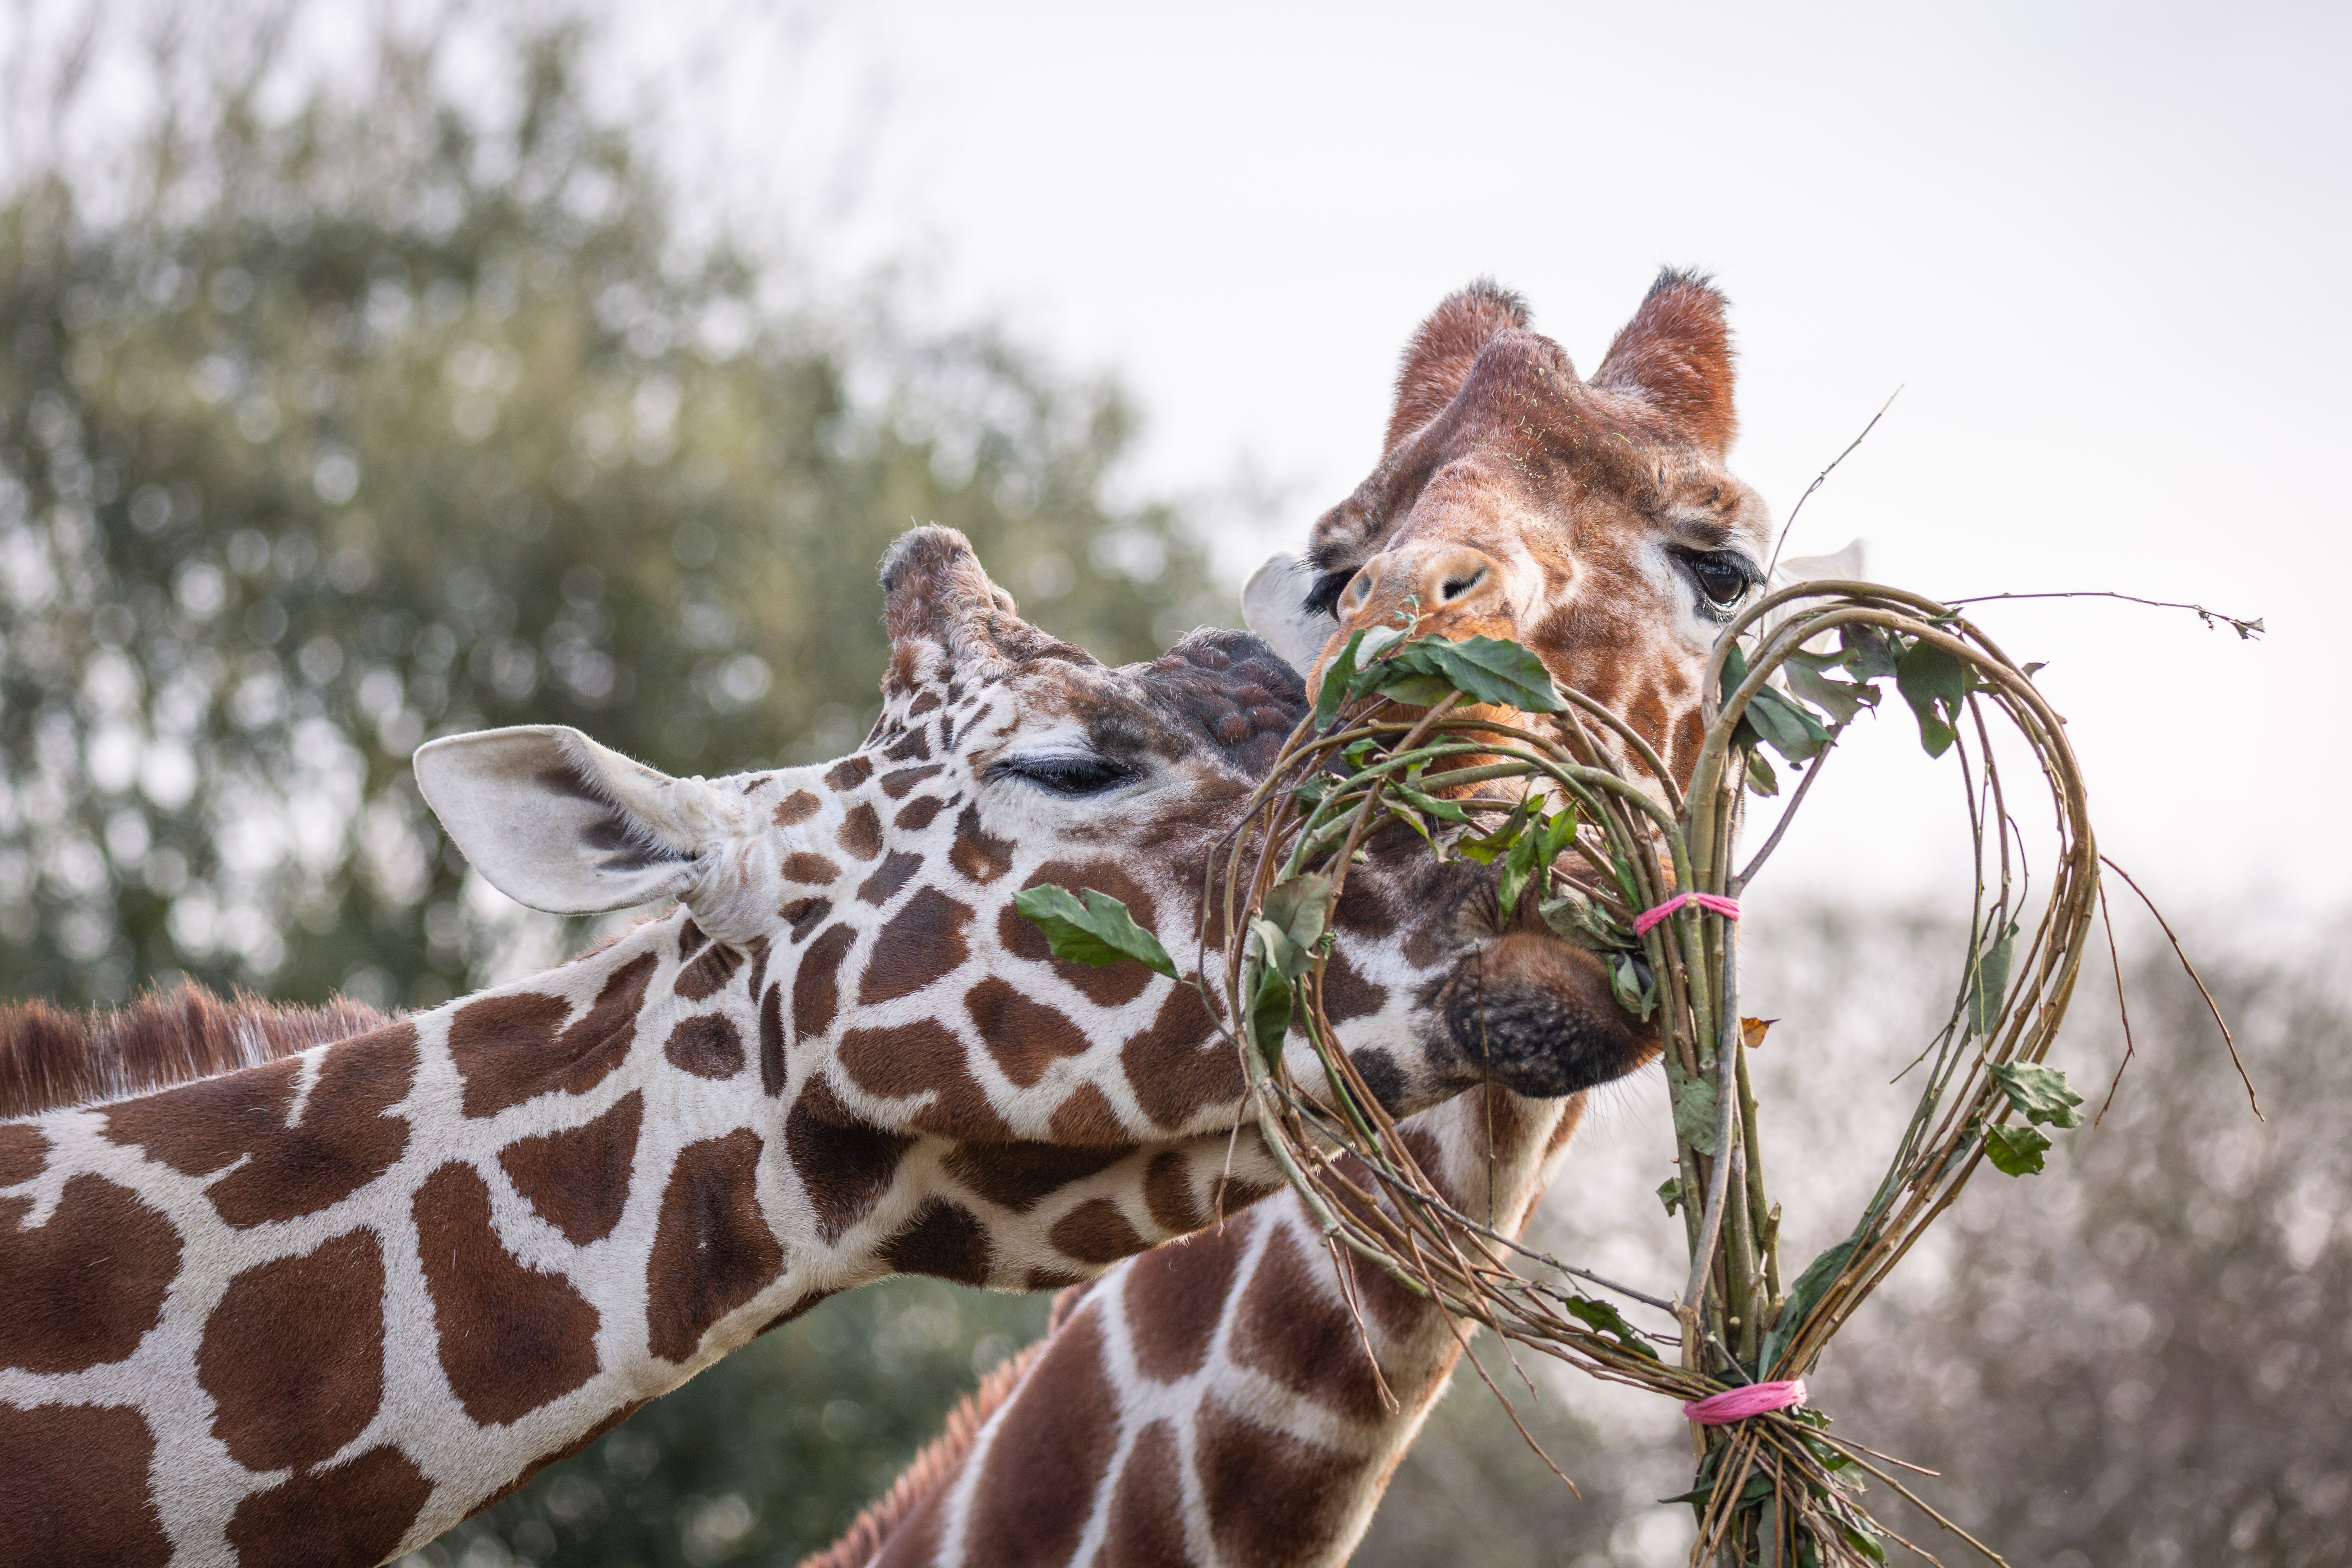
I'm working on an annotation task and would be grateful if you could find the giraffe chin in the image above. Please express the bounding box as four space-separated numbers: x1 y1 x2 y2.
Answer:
1427 931 1661 1100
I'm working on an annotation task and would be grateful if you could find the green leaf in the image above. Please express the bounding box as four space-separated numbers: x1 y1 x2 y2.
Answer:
1456 795 1539 865
1967 920 2018 1038
1610 951 1658 1021
1540 884 1635 952
1760 1237 1857 1377
1562 1295 1659 1359
1991 1061 2085 1129
1402 634 1563 712
1369 668 1459 708
1012 884 1178 978
1784 656 1875 726
1391 769 1473 824
1843 1522 1888 1565
1312 628 1369 732
1246 952 1296 1066
1895 637 1968 758
1839 623 1899 681
1744 684 1833 764
1672 1076 1720 1156
1984 1121 2053 1176
1496 805 1578 918
1720 641 1753 706
1744 747 1780 796
1259 873 1336 974
1657 1174 1685 1217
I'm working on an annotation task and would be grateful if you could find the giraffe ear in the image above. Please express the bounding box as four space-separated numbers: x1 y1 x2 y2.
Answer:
1591 268 1737 457
878 524 1092 681
1241 552 1333 675
414 725 731 915
1384 278 1531 452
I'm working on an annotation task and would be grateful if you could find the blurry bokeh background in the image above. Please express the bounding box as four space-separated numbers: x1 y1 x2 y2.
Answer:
1 2 2342 1564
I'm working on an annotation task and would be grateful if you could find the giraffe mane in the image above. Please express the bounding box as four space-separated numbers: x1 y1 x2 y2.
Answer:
0 982 394 1118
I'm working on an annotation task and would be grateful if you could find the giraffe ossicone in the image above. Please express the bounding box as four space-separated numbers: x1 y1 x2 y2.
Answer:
0 525 1653 1568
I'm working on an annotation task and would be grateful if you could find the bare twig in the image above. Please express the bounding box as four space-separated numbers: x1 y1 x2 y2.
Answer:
1768 386 1902 575
2099 854 2259 1118
1943 589 2264 640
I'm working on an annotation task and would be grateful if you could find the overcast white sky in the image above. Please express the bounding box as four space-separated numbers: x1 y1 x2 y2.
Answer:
690 0 2338 920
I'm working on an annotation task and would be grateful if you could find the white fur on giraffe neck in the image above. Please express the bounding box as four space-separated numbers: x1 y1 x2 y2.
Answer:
683 823 787 947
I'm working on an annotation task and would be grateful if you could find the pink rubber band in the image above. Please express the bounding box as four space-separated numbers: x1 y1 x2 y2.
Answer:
1682 1377 1807 1425
1632 891 1744 937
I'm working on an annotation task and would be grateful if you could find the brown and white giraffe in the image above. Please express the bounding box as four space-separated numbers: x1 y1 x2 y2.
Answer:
0 527 1657 1568
810 273 1862 1568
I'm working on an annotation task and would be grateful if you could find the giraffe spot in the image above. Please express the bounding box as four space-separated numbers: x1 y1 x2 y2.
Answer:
0 1123 47 1185
892 795 946 832
864 1480 947 1568
1025 1267 1091 1291
785 1074 913 1244
962 975 1093 1088
1143 1149 1204 1232
198 1229 385 1472
1048 1197 1145 1265
1194 1396 1355 1568
1229 1223 1389 1422
207 1022 419 1227
783 851 842 884
224 1445 432 1568
793 924 856 1042
836 802 883 862
999 861 1160 1007
942 1140 1125 1214
882 730 933 765
1332 876 1397 939
961 1307 1117 1568
909 691 941 717
0 1403 170 1567
756 1290 833 1336
773 789 821 825
1320 943 1389 1021
1209 1172 1281 1216
859 887 973 1004
102 1054 299 1174
448 954 657 1119
879 764 942 799
1349 1047 1406 1115
947 802 1014 884
824 756 872 791
675 942 744 1002
647 1129 786 1363
0 1174 179 1373
1048 1082 1128 1144
759 984 785 1096
784 898 832 942
665 1013 746 1080
838 1020 1011 1141
499 1090 644 1245
878 1198 991 1285
414 1162 601 1424
1126 1215 1251 1381
1120 983 1243 1131
744 935 770 1000
1101 1420 1190 1568
856 849 924 906
678 918 708 959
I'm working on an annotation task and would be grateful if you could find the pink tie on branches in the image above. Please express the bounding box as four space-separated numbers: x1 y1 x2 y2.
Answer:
1633 891 1743 937
1682 1378 1807 1425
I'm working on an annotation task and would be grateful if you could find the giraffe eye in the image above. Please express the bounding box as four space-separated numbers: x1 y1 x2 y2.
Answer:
1674 548 1757 612
1303 569 1356 618
990 753 1135 797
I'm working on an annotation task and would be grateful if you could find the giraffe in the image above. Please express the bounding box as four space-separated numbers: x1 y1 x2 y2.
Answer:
0 526 1659 1568
809 272 1861 1568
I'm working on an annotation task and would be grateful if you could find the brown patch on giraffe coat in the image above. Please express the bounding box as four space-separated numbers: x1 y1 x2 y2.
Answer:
205 1022 418 1227
960 1307 1119 1568
893 795 946 832
647 1129 786 1363
879 763 942 797
1049 1197 1146 1264
1332 876 1398 940
837 802 883 862
744 935 770 1000
665 1013 746 1080
0 1174 178 1373
413 1162 601 1423
883 728 932 764
198 1229 385 1471
878 1198 992 1285
857 849 924 906
999 862 1158 1007
824 756 872 791
1101 1419 1192 1567
678 918 707 959
793 924 856 1042
859 887 974 1005
964 975 1092 1087
783 851 841 884
784 897 832 942
1195 1396 1357 1568
909 690 942 717
448 953 656 1119
759 984 786 1096
1125 1215 1250 1381
773 789 821 826
675 942 744 1002
1209 1172 1282 1217
1120 983 1243 1130
101 1052 298 1174
0 1121 45 1184
1025 1266 1091 1290
786 1073 913 1244
1320 943 1388 1021
757 1291 833 1336
947 802 1015 883
1143 1149 1205 1232
838 1019 1011 1140
224 1445 432 1568
1049 1082 1128 1143
943 1140 1125 1214
1230 1224 1389 1422
0 1403 171 1566
498 1090 644 1245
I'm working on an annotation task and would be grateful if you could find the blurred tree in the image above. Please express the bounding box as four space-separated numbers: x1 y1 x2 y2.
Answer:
0 5 1222 1013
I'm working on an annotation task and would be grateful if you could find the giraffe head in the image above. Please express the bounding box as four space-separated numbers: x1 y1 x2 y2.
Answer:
1249 271 1780 788
417 526 1651 1142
